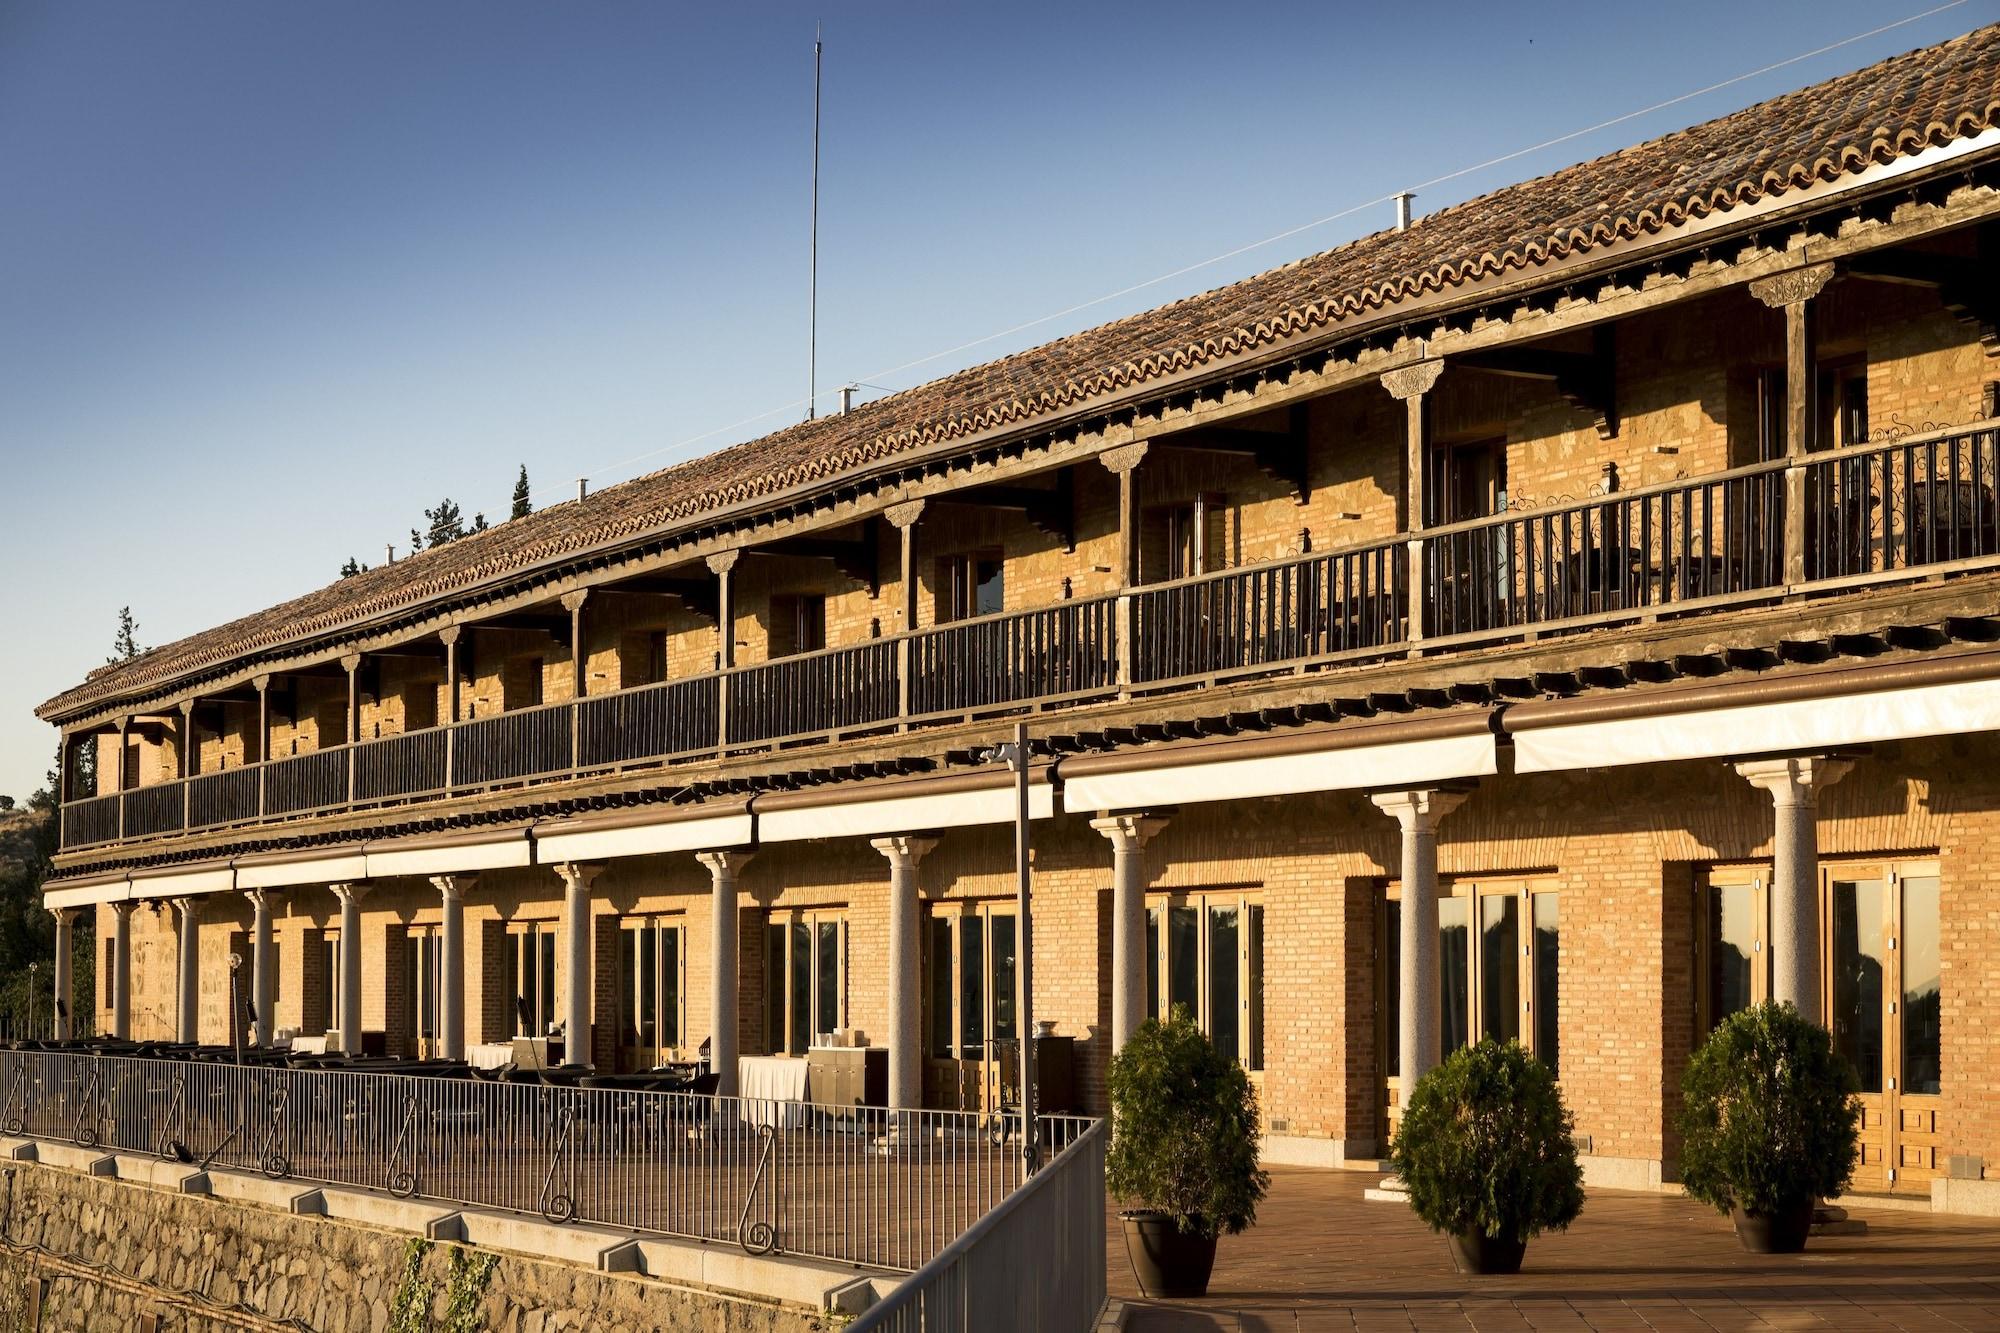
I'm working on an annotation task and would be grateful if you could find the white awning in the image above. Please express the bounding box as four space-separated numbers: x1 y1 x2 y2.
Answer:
758 782 1055 844
1061 730 1498 814
235 851 369 889
44 874 130 911
533 811 755 863
365 829 534 879
128 865 236 897
1511 676 2000 773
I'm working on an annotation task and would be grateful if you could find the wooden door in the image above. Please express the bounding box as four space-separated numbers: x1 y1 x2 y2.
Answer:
922 903 1017 1113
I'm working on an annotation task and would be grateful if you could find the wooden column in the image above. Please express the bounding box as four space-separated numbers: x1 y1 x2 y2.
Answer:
1382 361 1444 643
886 500 925 723
562 590 590 770
342 653 362 803
114 717 130 840
440 626 462 791
707 551 740 748
1100 442 1149 690
178 699 195 830
253 676 271 817
1750 265 1835 587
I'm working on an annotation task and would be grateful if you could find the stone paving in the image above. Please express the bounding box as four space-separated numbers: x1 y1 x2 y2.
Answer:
1109 1167 2000 1332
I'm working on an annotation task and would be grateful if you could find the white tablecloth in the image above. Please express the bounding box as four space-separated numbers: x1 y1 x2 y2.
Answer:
467 1042 515 1070
737 1056 809 1129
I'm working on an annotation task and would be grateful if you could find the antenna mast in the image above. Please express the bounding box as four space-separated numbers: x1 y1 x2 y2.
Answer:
807 23 822 422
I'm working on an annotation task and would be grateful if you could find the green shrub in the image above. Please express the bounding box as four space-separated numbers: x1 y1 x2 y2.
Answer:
1390 1040 1584 1243
1104 1007 1268 1240
1677 1001 1859 1217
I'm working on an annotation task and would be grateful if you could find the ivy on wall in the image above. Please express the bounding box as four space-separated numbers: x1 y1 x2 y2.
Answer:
388 1237 500 1333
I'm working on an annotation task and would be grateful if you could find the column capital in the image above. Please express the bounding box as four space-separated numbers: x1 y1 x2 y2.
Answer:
340 653 363 674
109 900 135 921
252 674 272 694
171 896 203 923
49 905 75 926
1734 754 1854 806
705 549 742 577
1748 263 1835 309
1090 813 1169 852
329 881 373 907
870 835 938 868
560 589 591 613
1369 786 1471 832
1098 442 1149 476
430 873 476 901
243 887 276 912
552 862 603 893
1380 360 1444 402
695 849 755 879
438 624 464 648
885 499 926 530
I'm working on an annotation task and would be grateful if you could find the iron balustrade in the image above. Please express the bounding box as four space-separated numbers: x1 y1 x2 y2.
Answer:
850 1118 1107 1333
577 677 719 769
1805 422 2000 581
726 639 899 746
1129 539 1405 686
0 1049 1094 1276
1422 462 1788 640
454 702 574 788
122 781 186 839
265 747 349 817
187 767 259 830
352 727 449 804
908 594 1119 717
62 793 121 849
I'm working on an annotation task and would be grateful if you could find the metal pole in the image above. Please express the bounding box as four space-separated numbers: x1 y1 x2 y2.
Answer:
1013 720 1037 1175
807 23 821 422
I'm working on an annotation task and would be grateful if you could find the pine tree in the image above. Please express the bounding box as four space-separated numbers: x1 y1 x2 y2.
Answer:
510 466 532 520
409 527 426 555
470 512 488 534
107 607 142 663
339 556 369 578
424 499 466 548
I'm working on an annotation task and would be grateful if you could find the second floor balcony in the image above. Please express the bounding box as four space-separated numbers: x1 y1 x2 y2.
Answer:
56 417 2000 854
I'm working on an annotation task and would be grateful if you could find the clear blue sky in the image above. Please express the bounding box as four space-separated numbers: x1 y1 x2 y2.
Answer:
0 0 1989 803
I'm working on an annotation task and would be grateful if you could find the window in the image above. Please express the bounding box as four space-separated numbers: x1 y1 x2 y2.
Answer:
503 656 544 711
1696 871 1768 1035
1144 890 1264 1071
618 631 671 689
404 927 442 1053
935 552 1004 622
1382 880 1558 1077
102 937 115 1005
1819 360 1869 449
311 931 342 1037
764 910 844 1055
1142 495 1228 581
616 918 683 1070
1429 439 1508 525
924 902 1019 1060
1735 361 1869 464
504 921 560 1039
768 594 827 658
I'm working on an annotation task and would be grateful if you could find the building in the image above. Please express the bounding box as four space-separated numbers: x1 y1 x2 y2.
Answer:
35 25 2000 1213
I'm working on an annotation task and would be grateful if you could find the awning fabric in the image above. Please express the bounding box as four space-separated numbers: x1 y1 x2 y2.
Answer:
759 782 1055 844
364 830 534 879
235 851 369 889
43 873 130 911
128 865 235 897
1510 676 2000 773
1061 730 1497 814
534 811 755 863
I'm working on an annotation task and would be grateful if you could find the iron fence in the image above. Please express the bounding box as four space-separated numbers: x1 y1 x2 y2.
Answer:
0 1050 1094 1275
849 1117 1106 1332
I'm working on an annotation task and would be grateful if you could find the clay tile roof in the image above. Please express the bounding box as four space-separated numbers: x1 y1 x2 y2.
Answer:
40 23 2000 722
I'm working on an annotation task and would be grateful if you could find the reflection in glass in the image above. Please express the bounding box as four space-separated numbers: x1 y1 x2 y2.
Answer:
788 920 811 1055
1439 896 1470 1055
537 931 557 1037
637 927 657 1048
1480 894 1519 1046
816 921 840 1040
927 918 953 1058
1902 876 1941 1095
1146 908 1161 1021
1383 898 1401 1079
1169 907 1199 1019
660 926 681 1047
1246 905 1265 1072
1210 907 1240 1065
959 916 984 1059
1533 893 1559 1077
992 914 1018 1042
764 923 785 1053
616 931 637 1046
1831 879 1886 1095
1706 883 1756 1031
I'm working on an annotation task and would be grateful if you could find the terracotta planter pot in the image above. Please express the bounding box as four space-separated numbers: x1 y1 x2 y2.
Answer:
1731 1201 1816 1253
1120 1210 1218 1298
1446 1229 1528 1274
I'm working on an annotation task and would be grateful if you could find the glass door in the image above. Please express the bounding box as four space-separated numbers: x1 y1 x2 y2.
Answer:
1824 861 1942 1195
921 902 1018 1112
404 927 442 1058
1143 891 1265 1074
616 918 684 1072
503 922 559 1041
1696 871 1769 1034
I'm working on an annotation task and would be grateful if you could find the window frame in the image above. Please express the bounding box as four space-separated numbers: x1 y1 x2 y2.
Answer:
615 915 685 1066
1143 887 1265 1074
763 908 846 1056
1380 877 1559 1075
504 920 562 1040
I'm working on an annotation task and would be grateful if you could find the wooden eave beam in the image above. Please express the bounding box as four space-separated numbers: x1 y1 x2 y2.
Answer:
1152 403 1311 499
928 475 1077 550
745 534 879 592
1455 326 1617 439
1844 245 2000 354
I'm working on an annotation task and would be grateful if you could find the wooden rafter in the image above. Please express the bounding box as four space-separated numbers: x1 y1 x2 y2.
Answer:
1456 326 1618 439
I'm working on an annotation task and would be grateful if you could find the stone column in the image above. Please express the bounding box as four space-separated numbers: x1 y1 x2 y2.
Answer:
174 897 202 1044
871 836 938 1110
698 851 754 1097
330 882 369 1054
554 863 600 1069
1735 755 1851 1023
247 890 275 1047
109 902 134 1039
50 908 74 1040
432 875 472 1061
1370 788 1470 1090
1091 814 1169 1052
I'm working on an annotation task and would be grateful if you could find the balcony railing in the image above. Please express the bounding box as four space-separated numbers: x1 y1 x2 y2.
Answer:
59 420 2000 852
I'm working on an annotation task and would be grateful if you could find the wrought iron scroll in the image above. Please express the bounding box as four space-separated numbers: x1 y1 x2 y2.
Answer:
537 1099 578 1225
0 1056 27 1136
736 1121 779 1256
386 1092 421 1199
260 1077 293 1180
70 1065 101 1149
154 1070 188 1161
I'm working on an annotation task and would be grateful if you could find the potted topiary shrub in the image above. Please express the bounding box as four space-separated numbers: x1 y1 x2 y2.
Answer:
1105 1008 1268 1299
1390 1039 1584 1274
1677 1001 1860 1253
